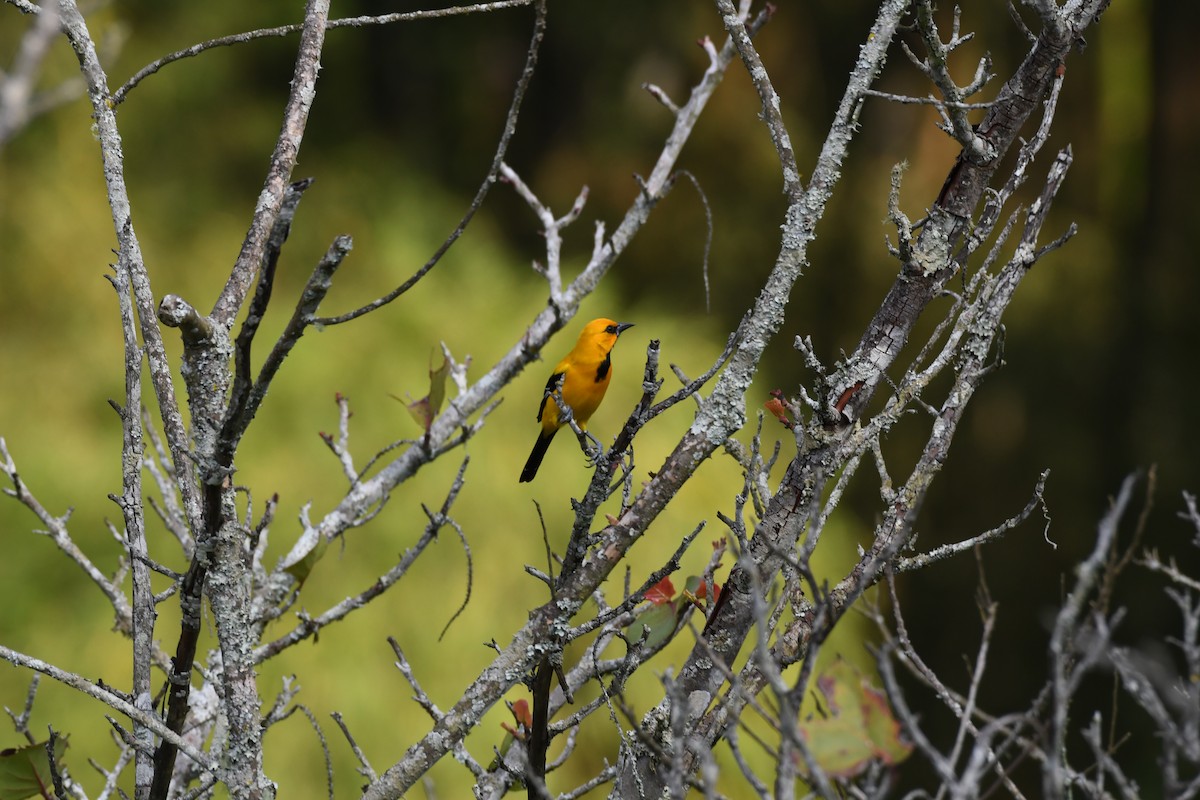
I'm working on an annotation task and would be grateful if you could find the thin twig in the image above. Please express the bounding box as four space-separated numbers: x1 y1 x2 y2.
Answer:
0 643 216 774
253 483 449 662
314 0 547 326
111 1 537 106
331 712 377 783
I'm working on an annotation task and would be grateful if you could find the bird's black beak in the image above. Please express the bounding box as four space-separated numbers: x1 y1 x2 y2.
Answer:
616 322 634 335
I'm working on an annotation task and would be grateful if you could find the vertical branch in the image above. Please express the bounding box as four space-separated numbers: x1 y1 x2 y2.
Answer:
223 177 316 451
1045 473 1138 797
603 3 910 795
210 0 331 328
832 0 1110 424
57 0 202 539
149 551 207 800
197 7 333 796
105 263 156 800
54 8 217 795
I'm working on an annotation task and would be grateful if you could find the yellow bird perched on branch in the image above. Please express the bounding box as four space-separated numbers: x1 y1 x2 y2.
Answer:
519 318 634 483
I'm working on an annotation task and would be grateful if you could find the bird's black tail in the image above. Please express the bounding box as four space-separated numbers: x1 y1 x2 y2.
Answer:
519 430 557 483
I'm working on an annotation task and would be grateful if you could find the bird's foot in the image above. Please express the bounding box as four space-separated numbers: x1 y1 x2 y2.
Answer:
578 430 605 467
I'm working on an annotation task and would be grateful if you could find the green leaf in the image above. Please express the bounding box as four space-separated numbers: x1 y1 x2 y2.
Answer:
426 350 449 421
0 737 67 800
634 602 677 651
282 532 329 586
398 349 450 432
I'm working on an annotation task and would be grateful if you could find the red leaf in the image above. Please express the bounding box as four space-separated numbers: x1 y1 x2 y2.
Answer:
511 698 532 729
645 576 675 605
764 398 792 428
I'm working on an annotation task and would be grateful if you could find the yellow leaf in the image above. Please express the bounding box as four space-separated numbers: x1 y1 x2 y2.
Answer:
798 658 912 779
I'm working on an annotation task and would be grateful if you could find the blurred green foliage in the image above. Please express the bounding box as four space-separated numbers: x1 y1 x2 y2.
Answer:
1 0 1196 796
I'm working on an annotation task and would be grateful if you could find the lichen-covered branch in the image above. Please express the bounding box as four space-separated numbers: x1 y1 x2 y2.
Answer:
832 0 1109 425
210 0 330 328
58 0 203 541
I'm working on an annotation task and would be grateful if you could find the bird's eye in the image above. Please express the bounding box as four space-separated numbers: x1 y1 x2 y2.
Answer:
605 324 618 334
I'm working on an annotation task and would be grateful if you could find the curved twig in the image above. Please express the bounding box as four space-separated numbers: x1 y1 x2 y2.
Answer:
313 0 548 326
111 0 536 106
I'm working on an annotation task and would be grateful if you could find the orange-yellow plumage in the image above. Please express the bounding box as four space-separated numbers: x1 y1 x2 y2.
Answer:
519 318 633 483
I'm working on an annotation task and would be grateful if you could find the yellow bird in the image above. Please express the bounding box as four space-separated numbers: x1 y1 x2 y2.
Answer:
519 318 634 483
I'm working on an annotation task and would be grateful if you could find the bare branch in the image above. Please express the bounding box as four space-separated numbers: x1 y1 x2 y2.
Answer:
331 712 377 784
313 0 547 327
251 460 466 661
210 0 331 327
107 243 157 799
1045 471 1139 797
1 438 134 629
111 0 538 106
716 1 798 200
894 470 1051 572
498 160 586 303
59 0 203 543
912 0 995 158
0 643 216 775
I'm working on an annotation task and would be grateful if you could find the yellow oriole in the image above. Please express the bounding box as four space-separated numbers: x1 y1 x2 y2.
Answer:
519 318 634 483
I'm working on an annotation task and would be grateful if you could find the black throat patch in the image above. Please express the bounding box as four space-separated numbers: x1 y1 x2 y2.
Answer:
593 353 612 383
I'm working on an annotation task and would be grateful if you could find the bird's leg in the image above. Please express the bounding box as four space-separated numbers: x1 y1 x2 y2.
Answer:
575 429 605 467
546 390 601 462
548 388 606 466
